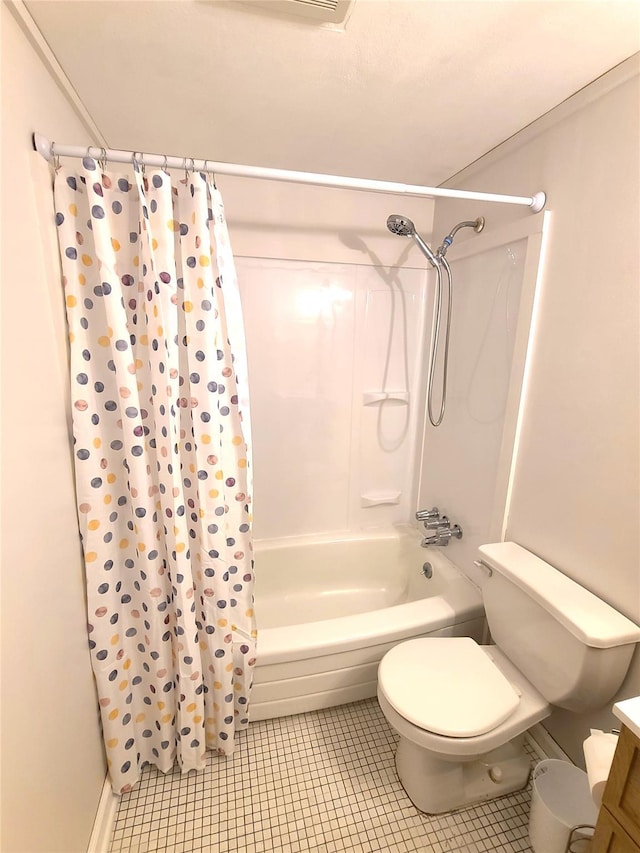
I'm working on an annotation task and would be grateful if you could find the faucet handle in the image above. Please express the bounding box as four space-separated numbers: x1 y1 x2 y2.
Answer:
416 507 439 521
424 515 449 530
421 523 463 548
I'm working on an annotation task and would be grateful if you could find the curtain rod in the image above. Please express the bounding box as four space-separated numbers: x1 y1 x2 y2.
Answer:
32 132 546 212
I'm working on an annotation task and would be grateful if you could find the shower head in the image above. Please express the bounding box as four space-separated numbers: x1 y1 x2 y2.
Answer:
386 214 439 267
386 214 416 237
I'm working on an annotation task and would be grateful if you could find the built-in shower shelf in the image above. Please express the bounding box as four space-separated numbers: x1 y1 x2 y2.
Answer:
362 391 410 406
360 491 401 508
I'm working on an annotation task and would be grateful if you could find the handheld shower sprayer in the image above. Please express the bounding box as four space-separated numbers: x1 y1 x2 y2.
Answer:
386 213 486 427
385 215 439 267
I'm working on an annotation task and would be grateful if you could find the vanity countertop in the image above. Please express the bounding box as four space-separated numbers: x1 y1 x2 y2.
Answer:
613 695 640 740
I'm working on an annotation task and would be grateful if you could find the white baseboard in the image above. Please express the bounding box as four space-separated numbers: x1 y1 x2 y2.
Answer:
87 774 119 853
527 723 573 763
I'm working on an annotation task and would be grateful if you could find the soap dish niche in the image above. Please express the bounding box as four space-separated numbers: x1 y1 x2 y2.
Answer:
361 491 401 508
363 391 409 406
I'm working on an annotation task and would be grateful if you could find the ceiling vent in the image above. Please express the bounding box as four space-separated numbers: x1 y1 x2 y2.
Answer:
236 0 354 26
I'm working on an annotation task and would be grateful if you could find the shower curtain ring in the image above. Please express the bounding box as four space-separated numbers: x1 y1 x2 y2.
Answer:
132 151 145 174
99 147 108 172
202 159 214 187
51 141 60 172
162 154 169 174
202 160 216 188
184 157 194 182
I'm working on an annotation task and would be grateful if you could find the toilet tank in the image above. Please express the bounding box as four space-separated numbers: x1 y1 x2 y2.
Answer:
479 543 640 713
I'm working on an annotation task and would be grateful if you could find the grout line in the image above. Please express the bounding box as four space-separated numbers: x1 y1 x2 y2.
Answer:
108 698 537 853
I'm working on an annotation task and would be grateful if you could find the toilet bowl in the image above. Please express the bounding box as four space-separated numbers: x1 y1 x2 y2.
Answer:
377 637 550 813
377 542 640 815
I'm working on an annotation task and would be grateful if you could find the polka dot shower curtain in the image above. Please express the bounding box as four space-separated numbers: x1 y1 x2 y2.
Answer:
54 158 256 794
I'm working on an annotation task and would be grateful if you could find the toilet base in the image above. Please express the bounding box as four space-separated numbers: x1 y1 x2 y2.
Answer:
395 734 531 814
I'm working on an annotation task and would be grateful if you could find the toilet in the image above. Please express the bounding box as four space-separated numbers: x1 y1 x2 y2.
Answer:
377 541 640 814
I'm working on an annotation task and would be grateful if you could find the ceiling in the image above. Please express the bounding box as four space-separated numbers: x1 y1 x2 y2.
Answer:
25 0 640 187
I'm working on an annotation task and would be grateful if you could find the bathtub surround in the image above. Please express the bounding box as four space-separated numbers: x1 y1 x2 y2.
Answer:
54 162 255 793
108 698 538 853
226 153 546 553
415 213 548 579
237 257 428 539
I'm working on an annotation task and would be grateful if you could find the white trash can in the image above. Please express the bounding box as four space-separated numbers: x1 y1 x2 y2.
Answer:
529 759 598 853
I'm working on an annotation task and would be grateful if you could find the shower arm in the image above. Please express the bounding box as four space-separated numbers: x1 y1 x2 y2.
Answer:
437 217 485 258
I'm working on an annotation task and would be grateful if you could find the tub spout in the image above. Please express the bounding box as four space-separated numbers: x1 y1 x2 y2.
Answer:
422 533 449 547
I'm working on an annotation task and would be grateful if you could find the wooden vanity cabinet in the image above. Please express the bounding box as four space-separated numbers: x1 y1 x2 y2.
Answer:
591 725 640 852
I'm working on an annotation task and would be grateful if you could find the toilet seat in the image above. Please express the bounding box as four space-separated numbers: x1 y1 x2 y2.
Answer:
378 640 550 758
378 637 521 737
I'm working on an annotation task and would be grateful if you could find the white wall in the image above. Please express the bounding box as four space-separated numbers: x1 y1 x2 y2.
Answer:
0 7 106 852
426 56 640 764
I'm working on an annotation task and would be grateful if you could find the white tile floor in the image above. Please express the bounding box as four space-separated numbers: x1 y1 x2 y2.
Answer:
109 698 541 853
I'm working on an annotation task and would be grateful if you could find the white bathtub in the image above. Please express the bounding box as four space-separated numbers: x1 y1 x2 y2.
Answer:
250 528 485 721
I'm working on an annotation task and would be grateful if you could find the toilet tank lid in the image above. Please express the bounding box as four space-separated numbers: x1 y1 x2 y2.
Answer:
479 542 640 649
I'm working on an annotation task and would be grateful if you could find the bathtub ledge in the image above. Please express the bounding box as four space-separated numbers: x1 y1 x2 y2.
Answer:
257 577 482 666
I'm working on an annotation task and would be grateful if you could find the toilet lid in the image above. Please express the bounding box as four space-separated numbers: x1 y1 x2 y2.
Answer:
378 637 521 738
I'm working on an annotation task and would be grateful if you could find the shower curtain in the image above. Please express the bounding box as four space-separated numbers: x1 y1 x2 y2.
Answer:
54 157 256 793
